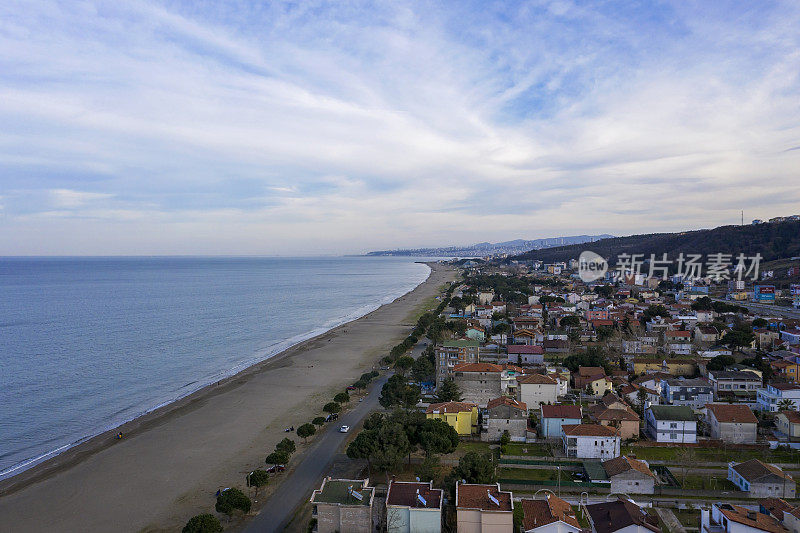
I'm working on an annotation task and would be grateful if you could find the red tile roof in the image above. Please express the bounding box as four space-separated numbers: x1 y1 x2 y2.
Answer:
705 404 757 424
426 401 476 414
541 404 582 419
386 481 443 509
718 503 787 533
521 495 580 530
517 373 557 385
562 423 619 437
602 456 655 479
487 396 527 412
456 483 512 511
453 362 503 373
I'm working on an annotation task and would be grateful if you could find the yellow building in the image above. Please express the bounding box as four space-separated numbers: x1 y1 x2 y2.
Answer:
426 402 478 435
588 376 613 396
632 358 695 376
771 359 800 383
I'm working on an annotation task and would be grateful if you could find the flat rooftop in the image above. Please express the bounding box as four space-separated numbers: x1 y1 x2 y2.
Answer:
311 479 373 506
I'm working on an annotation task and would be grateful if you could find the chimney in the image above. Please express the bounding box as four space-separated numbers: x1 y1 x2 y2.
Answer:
747 511 757 520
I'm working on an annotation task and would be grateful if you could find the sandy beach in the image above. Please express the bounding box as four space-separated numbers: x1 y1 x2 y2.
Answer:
0 262 456 533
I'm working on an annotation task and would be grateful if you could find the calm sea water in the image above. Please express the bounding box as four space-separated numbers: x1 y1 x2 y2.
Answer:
0 256 430 479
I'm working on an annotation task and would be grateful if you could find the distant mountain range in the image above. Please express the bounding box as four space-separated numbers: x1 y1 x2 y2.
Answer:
510 219 800 265
366 235 614 257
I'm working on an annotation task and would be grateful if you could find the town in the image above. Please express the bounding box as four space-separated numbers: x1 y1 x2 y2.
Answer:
282 248 800 533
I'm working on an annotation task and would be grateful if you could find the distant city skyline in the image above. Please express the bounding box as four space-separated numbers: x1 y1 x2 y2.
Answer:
1 1 799 255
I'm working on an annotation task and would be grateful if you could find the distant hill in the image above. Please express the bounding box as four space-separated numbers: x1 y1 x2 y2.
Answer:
511 220 800 265
366 234 613 257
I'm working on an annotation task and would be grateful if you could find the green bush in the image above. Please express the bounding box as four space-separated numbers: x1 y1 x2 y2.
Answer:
266 450 289 465
247 469 269 488
182 514 223 533
215 487 251 516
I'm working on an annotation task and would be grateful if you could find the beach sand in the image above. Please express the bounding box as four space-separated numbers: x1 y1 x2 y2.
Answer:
0 262 456 533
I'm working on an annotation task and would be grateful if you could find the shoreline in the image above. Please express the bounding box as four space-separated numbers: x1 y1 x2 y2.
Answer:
0 262 456 532
0 261 431 485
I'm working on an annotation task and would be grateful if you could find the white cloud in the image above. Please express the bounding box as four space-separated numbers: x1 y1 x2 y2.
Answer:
0 1 798 254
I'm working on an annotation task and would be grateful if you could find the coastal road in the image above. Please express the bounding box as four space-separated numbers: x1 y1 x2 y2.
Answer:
244 373 390 532
710 297 800 320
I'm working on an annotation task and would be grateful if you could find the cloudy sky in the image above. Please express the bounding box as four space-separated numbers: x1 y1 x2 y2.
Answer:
1 1 799 255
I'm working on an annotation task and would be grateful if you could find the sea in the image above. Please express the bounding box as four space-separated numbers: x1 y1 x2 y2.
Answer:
0 256 431 480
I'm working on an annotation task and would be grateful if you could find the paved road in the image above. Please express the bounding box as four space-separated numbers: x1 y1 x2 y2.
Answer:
244 373 390 532
711 297 800 319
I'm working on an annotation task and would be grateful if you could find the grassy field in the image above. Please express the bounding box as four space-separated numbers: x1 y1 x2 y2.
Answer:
679 474 738 491
498 467 576 482
503 442 555 457
673 509 701 528
622 445 800 464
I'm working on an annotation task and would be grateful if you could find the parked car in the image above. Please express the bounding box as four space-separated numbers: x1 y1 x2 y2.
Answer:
266 464 285 474
340 425 350 433
346 385 356 390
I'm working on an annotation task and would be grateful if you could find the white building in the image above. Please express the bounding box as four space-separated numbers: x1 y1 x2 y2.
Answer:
644 405 697 443
701 503 786 533
561 424 620 460
757 382 800 412
516 373 559 413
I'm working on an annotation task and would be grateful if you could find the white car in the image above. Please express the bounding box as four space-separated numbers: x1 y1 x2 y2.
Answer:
339 425 350 433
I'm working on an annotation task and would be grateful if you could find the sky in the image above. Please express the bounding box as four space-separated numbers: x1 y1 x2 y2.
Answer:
1 1 799 255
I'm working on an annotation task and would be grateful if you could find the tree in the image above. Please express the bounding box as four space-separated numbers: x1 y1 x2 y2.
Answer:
276 438 296 455
435 379 462 402
722 327 755 351
346 429 379 471
451 452 496 484
371 422 411 472
182 514 223 533
412 355 435 383
394 355 414 376
418 418 459 456
353 379 368 391
246 469 269 494
297 423 316 442
674 447 697 487
379 375 420 409
323 402 341 414
691 297 713 311
266 450 289 465
312 416 327 427
334 391 350 404
707 353 736 371
499 430 511 454
561 315 580 328
778 399 796 411
215 487 252 516
752 318 768 328
596 325 614 341
415 455 441 483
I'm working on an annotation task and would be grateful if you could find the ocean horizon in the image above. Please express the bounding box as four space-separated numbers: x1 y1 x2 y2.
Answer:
0 256 431 480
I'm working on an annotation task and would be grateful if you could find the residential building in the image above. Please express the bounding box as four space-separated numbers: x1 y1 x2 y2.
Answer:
770 358 800 383
758 382 800 412
484 396 527 442
574 367 613 396
694 325 720 344
310 478 375 533
585 498 659 533
540 404 582 439
425 402 478 436
645 405 697 443
520 495 581 533
701 503 787 533
466 326 486 343
708 370 762 399
561 424 620 459
775 410 800 439
781 328 800 346
455 482 514 533
436 339 480 386
664 330 693 355
588 403 641 440
507 345 544 365
705 403 758 444
661 378 713 408
601 456 656 495
385 480 443 533
453 363 504 405
728 459 796 499
516 373 559 412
